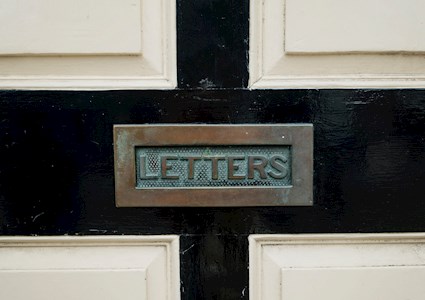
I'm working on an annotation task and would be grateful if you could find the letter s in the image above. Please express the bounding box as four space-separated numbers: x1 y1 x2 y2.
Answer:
267 155 288 179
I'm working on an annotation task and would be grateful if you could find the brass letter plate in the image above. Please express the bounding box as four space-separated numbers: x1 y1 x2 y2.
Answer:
114 124 313 207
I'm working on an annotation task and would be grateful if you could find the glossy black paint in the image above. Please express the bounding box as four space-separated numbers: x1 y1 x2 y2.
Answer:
1 1 425 300
178 0 248 88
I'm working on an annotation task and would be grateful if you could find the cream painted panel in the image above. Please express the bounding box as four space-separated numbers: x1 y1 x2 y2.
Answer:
0 270 146 300
285 0 425 53
0 0 177 90
250 0 425 88
249 233 425 300
0 236 180 300
281 267 425 300
0 0 141 55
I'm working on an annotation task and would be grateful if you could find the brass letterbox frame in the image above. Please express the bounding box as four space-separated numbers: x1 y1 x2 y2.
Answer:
114 124 313 207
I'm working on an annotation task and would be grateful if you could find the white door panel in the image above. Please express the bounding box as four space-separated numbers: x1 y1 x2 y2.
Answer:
0 270 146 300
282 267 425 300
250 233 425 300
0 0 141 55
0 236 180 300
285 0 425 53
250 0 425 88
0 0 177 90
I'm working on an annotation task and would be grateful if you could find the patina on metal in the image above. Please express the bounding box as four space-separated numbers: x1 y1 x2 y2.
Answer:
135 146 291 188
114 124 313 207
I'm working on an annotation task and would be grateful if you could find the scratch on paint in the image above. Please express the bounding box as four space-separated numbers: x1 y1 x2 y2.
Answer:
32 212 45 222
241 286 247 298
181 243 195 255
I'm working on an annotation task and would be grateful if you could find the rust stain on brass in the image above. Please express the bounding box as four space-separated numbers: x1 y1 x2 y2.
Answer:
114 124 313 207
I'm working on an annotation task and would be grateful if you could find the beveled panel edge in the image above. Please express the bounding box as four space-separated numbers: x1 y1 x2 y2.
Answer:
114 124 313 207
249 233 425 245
0 235 179 247
250 75 425 89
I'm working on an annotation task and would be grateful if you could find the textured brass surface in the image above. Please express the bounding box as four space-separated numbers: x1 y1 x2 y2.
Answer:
114 124 313 207
135 146 291 187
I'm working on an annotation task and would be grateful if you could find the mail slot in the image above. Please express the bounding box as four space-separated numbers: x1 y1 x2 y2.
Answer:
136 146 291 185
113 124 313 207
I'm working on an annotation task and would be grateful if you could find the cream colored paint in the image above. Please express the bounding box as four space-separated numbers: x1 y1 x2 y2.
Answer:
0 0 176 90
281 267 425 300
0 270 146 300
285 0 425 53
0 236 180 300
0 0 141 55
249 233 425 300
250 0 425 88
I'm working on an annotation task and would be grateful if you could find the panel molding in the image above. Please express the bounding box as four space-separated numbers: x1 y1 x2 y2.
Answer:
0 0 176 90
249 233 425 300
249 0 425 89
0 235 180 300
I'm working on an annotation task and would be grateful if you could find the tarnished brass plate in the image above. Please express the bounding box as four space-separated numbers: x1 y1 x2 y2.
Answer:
114 124 313 207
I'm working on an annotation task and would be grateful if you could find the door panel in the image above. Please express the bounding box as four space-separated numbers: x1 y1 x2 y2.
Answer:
0 0 141 55
250 234 425 300
0 236 179 300
0 0 176 90
250 0 425 88
285 0 425 53
281 267 425 300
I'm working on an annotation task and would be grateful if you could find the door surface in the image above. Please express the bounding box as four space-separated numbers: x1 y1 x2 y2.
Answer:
1 1 425 299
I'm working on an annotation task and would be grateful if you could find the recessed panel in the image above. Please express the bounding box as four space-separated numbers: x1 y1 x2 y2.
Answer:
0 236 180 300
281 267 425 300
0 0 141 55
0 0 176 89
0 270 146 300
285 0 425 54
250 0 425 88
250 234 425 300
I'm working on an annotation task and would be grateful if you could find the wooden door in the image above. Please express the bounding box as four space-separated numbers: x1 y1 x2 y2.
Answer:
1 1 425 299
